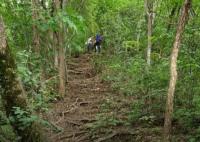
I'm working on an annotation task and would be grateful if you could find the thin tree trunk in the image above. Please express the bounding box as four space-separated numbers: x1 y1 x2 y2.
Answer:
145 0 153 66
50 1 58 68
136 16 143 48
54 47 59 68
33 0 47 82
58 23 66 97
54 0 66 97
147 13 153 66
53 32 59 68
163 0 192 141
58 43 66 97
32 0 40 52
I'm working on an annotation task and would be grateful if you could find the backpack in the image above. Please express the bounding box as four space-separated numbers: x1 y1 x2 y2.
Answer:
96 35 102 42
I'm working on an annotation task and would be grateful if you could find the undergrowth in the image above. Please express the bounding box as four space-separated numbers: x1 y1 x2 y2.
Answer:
92 51 200 141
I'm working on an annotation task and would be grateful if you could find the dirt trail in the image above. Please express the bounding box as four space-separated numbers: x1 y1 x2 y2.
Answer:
45 54 113 142
44 53 164 142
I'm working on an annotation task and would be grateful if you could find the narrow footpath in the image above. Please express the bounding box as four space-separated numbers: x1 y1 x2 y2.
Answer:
45 54 113 142
44 53 160 142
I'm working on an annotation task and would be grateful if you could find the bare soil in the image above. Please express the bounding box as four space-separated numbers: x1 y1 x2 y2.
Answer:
44 53 162 142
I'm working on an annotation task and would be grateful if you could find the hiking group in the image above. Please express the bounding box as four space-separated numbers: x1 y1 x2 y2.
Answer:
85 34 103 53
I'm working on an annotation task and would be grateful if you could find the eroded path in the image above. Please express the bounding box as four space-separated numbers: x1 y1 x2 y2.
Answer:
44 53 160 142
45 54 113 142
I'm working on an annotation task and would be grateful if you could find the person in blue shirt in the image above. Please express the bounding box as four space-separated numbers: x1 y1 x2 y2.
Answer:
94 34 103 53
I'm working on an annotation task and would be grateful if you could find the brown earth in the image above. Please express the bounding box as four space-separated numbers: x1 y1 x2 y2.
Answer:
44 53 162 142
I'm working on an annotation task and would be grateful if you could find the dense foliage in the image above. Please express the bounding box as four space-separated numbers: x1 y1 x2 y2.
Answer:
0 0 200 141
93 0 200 141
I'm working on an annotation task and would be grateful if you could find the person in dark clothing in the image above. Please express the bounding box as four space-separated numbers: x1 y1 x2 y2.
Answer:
94 34 103 53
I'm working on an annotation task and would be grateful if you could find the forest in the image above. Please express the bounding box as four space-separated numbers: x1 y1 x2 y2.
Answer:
0 0 199 142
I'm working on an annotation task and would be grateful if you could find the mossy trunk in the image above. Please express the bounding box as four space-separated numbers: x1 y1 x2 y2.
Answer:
0 95 17 142
0 17 44 142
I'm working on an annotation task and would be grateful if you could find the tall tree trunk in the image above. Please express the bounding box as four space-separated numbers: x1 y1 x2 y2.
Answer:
58 24 66 97
0 17 44 142
54 0 66 97
49 0 59 68
136 15 143 48
54 37 59 68
0 16 27 120
0 16 17 142
145 0 153 66
147 13 153 66
58 42 66 97
32 0 47 82
163 0 192 141
32 0 40 52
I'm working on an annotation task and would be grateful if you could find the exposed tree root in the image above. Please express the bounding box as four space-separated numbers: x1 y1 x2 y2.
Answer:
96 130 136 142
59 131 87 140
64 119 82 126
45 54 137 142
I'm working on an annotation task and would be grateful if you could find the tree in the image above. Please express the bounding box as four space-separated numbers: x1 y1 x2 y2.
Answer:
54 0 66 97
145 0 154 66
0 16 44 142
163 0 192 141
32 0 40 53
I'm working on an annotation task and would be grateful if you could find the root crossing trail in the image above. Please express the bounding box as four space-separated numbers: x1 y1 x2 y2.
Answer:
44 53 163 142
45 54 112 142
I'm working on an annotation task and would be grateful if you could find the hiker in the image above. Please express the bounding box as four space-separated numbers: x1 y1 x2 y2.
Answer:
94 34 103 53
85 36 94 52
